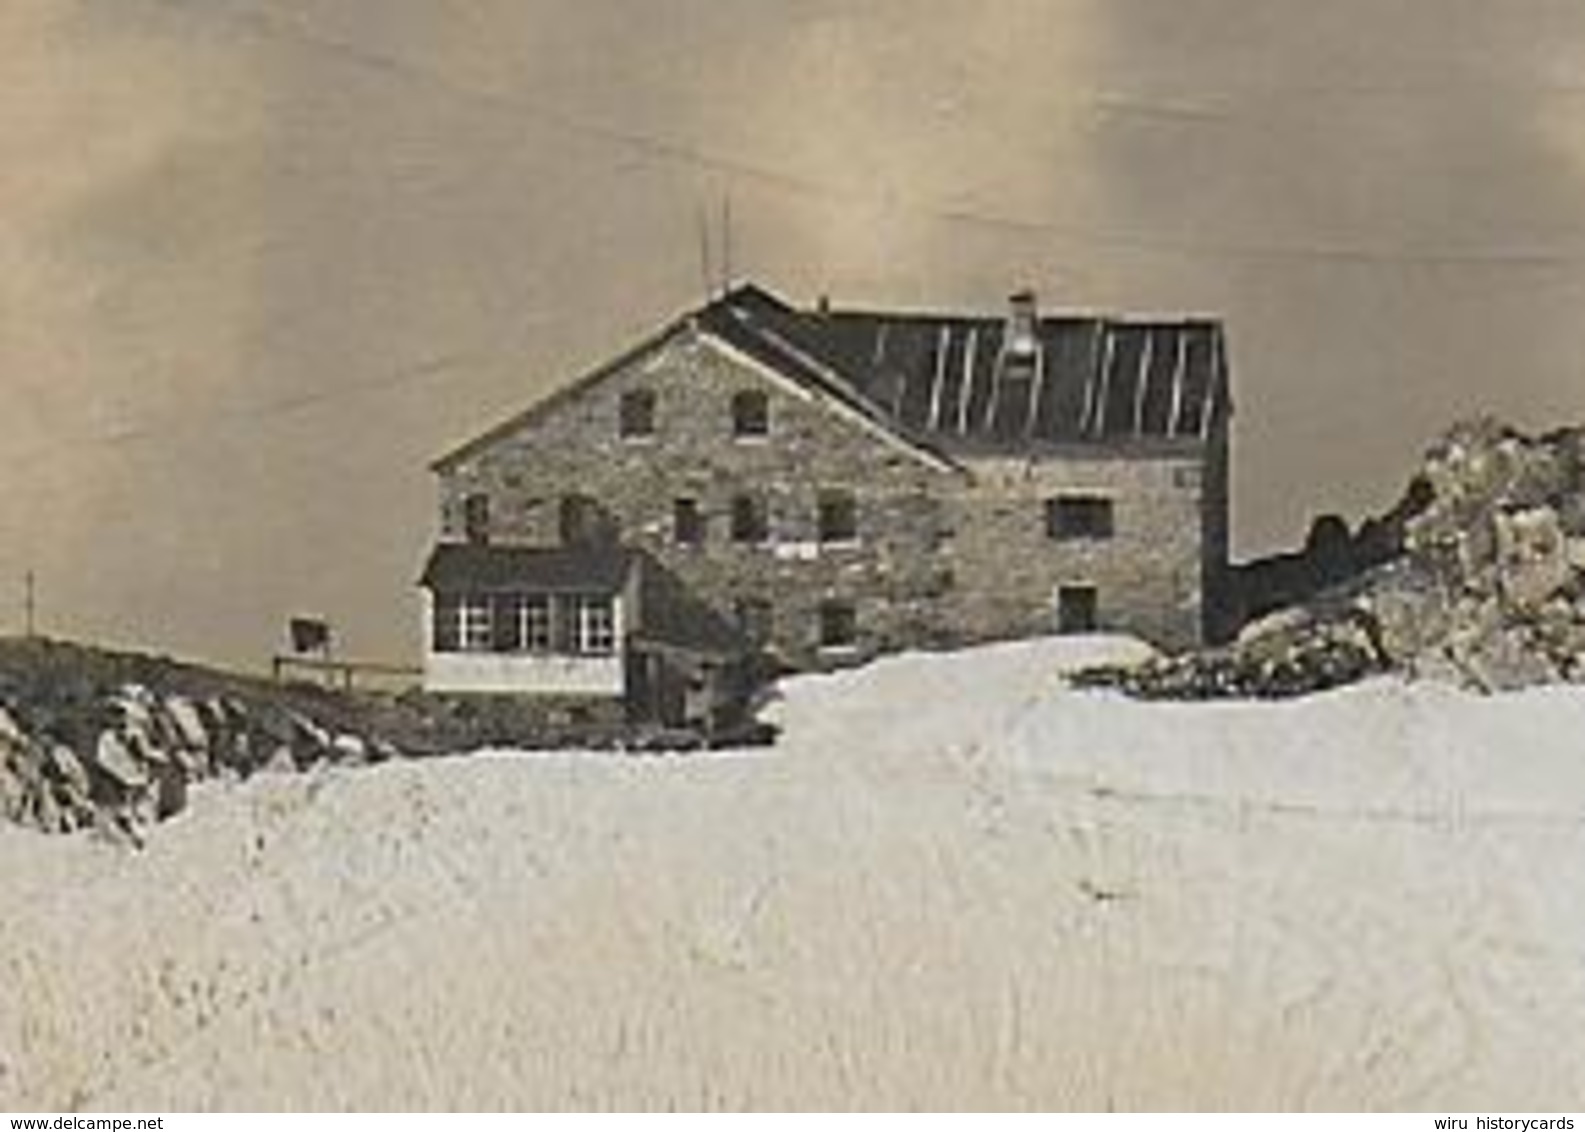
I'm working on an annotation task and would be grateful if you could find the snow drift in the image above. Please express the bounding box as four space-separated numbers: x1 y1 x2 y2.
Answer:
2 636 1583 1111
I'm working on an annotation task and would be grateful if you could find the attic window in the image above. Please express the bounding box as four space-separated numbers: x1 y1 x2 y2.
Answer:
731 390 770 438
1046 495 1115 541
619 389 656 438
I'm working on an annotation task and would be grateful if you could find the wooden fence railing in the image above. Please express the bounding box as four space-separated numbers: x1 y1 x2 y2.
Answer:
270 654 422 693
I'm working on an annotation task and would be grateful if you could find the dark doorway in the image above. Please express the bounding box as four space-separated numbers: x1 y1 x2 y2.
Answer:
1056 585 1098 633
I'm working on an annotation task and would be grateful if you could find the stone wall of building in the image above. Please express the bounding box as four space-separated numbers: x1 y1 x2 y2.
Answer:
942 448 1209 652
437 326 962 668
435 324 1218 666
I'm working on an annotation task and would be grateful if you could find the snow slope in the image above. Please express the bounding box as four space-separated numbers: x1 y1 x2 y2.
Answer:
2 636 1584 1111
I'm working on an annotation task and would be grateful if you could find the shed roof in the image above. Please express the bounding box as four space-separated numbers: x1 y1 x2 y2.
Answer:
420 542 634 594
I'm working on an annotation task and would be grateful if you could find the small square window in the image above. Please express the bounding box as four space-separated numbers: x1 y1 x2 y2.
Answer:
818 601 857 650
730 495 769 544
1047 496 1114 540
817 490 858 544
731 390 770 437
619 389 656 438
1056 586 1098 634
673 498 705 546
560 494 613 546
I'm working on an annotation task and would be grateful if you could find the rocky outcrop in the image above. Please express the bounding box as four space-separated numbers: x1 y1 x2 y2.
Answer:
0 640 403 843
1083 419 1585 699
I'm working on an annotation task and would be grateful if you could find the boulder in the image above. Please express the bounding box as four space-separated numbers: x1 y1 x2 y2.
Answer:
164 697 211 750
44 744 91 798
262 744 297 775
0 761 24 821
91 730 149 789
1494 507 1572 610
332 733 368 762
290 712 331 753
0 705 25 746
1090 418 1585 700
152 764 188 820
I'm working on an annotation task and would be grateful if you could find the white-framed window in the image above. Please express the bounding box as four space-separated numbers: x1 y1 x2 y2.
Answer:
519 594 553 652
457 595 493 652
576 595 616 655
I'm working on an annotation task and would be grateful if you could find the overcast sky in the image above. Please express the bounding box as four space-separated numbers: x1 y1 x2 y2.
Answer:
5 0 1585 669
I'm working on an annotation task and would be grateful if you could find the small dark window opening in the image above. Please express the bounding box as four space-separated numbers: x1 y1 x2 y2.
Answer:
818 600 857 650
1047 495 1115 540
1057 586 1099 634
735 597 774 643
673 498 705 546
730 495 769 544
462 493 491 544
731 390 770 437
619 389 656 438
559 494 612 546
817 491 858 544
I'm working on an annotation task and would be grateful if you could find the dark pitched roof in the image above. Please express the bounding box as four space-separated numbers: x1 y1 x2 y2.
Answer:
431 281 1231 471
420 542 635 593
701 284 1231 451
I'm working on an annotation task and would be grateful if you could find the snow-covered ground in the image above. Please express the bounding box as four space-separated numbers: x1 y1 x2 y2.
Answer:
3 637 1584 1111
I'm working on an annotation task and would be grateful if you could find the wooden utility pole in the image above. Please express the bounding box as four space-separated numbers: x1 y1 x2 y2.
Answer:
23 570 35 638
721 193 733 293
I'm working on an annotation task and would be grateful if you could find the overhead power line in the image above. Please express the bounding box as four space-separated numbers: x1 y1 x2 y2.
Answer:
0 337 532 473
138 0 1585 272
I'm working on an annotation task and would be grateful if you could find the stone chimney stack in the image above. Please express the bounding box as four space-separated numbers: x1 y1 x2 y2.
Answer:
1006 289 1039 355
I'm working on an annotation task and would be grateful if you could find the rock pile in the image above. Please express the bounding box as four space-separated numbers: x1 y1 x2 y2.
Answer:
0 642 401 842
1081 419 1585 699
